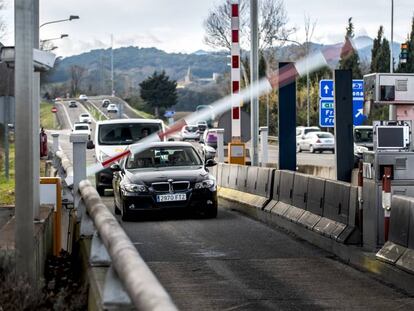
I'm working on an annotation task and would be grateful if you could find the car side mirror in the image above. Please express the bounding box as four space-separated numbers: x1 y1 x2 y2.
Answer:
86 140 95 149
205 159 217 167
110 163 121 171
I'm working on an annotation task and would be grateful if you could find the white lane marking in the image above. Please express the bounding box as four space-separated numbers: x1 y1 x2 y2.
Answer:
58 102 73 129
87 99 109 120
79 102 97 124
123 113 129 119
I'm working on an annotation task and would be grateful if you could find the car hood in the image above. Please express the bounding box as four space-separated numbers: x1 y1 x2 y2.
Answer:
98 145 129 157
125 167 209 186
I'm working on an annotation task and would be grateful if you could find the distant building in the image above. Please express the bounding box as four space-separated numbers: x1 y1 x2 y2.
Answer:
177 66 221 89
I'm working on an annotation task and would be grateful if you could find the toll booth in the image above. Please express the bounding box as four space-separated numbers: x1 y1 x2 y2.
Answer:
362 120 414 250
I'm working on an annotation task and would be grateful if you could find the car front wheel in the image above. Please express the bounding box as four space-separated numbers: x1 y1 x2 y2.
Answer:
121 199 132 221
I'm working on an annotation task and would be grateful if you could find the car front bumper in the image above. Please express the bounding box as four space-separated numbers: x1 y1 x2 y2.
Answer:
121 188 217 212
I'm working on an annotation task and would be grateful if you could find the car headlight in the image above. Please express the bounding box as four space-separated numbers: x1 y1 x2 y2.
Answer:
122 184 148 193
355 145 368 154
195 179 215 189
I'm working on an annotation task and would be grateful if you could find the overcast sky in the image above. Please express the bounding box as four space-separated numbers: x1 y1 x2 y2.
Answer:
1 0 413 57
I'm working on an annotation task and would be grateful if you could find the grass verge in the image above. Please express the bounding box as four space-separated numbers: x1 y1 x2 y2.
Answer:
40 102 58 129
0 143 15 206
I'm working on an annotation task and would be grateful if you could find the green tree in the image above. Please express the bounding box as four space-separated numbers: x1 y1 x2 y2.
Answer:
139 71 177 117
397 16 414 73
371 26 390 73
339 18 362 78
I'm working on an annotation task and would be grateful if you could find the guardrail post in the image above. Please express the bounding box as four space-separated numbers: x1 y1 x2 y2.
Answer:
52 133 59 153
216 128 225 163
70 133 88 213
259 126 268 166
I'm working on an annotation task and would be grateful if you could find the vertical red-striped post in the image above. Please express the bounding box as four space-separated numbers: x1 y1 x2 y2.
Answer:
382 166 392 242
231 0 241 141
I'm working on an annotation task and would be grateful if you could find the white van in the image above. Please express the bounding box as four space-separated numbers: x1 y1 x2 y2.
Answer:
92 118 165 195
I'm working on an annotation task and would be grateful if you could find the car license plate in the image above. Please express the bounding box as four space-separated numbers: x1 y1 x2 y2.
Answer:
157 193 187 202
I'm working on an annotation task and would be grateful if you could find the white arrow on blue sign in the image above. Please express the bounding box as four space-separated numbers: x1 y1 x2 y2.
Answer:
319 79 366 127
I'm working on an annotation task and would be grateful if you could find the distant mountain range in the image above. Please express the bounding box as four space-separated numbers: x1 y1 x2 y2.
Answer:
46 36 401 95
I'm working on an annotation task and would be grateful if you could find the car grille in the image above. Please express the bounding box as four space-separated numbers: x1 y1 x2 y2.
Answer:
151 181 190 192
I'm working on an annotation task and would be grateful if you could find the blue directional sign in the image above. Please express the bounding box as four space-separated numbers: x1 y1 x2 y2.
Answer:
319 79 366 127
319 80 334 98
319 99 334 127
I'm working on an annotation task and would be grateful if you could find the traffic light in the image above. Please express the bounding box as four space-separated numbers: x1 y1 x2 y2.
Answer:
400 42 409 63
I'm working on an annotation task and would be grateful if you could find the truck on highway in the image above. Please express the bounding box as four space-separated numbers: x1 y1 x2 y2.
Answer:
91 118 165 196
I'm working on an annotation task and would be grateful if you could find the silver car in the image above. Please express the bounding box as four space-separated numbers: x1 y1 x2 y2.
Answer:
297 131 335 153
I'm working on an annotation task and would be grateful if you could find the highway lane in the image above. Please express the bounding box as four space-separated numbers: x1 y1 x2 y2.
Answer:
99 196 414 310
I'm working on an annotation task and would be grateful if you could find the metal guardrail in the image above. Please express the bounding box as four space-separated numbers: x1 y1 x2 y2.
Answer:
50 136 177 310
79 180 178 311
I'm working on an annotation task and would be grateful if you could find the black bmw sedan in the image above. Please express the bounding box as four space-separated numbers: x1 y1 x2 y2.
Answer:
111 142 218 221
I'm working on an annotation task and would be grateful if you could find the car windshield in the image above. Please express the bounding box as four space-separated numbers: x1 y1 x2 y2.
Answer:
185 126 198 132
126 146 202 169
354 128 373 143
98 123 162 145
75 125 88 130
316 133 333 138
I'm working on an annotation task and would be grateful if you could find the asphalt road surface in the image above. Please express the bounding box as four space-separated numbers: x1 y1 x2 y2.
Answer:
54 99 414 310
99 195 414 310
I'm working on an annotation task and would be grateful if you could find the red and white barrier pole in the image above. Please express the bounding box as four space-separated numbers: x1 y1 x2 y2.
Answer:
83 39 356 181
382 166 392 241
231 0 241 141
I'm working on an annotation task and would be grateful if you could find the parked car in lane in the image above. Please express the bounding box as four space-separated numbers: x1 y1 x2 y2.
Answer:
79 94 88 101
180 125 200 141
72 122 92 140
89 118 165 196
112 141 218 221
107 103 119 113
297 131 335 153
296 126 321 146
79 113 92 124
68 100 78 108
102 99 111 108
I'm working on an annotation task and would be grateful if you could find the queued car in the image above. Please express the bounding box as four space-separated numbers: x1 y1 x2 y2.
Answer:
202 129 218 149
79 113 92 124
72 122 92 140
68 100 78 108
79 94 88 101
111 142 218 221
107 103 119 113
296 131 335 153
89 118 165 196
102 99 111 108
354 125 373 166
180 125 200 141
197 121 208 132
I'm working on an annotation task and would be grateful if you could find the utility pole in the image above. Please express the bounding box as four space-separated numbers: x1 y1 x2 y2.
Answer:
389 0 396 120
250 0 259 166
15 0 35 283
111 34 114 96
33 0 40 220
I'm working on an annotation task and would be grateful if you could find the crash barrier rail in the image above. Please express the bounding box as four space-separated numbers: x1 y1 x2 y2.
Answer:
376 195 414 274
212 163 360 245
78 180 177 310
49 139 177 309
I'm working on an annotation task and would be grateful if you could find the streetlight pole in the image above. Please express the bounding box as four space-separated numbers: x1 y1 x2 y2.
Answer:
389 0 396 120
33 0 40 221
15 0 35 282
111 34 114 96
39 15 79 28
250 0 259 166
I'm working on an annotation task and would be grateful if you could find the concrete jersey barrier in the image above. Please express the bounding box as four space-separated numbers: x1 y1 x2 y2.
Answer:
377 195 414 274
